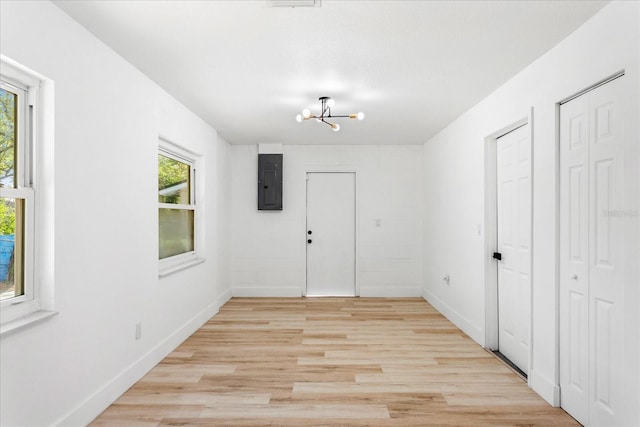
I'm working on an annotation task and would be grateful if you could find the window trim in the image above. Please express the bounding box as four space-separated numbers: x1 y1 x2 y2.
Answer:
158 138 204 277
0 55 56 335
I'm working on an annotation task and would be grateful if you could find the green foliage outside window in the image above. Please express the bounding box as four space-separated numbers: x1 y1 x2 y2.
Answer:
0 201 15 235
0 88 16 237
0 88 16 189
158 154 190 204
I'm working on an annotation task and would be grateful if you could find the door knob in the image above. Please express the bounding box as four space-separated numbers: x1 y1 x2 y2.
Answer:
571 273 578 280
307 239 312 244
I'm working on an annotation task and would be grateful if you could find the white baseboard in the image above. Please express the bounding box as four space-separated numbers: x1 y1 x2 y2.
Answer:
360 286 423 297
55 294 226 427
422 287 483 344
232 286 302 297
217 287 233 306
529 369 561 407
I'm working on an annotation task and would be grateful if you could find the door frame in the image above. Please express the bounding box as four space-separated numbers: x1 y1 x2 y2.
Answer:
303 170 359 297
484 109 534 378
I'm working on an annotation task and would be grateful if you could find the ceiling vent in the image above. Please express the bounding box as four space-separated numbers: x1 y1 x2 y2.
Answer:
267 0 321 8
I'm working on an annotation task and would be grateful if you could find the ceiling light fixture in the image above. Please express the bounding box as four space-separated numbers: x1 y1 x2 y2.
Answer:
295 97 364 132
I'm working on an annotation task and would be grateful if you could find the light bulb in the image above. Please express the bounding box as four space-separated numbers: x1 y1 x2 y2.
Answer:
302 109 311 119
357 112 365 120
296 114 302 122
327 98 335 108
332 123 340 132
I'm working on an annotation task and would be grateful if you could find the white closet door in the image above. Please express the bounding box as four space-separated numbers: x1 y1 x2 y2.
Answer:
560 76 632 426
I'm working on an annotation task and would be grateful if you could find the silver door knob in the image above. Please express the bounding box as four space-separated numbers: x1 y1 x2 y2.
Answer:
571 273 578 280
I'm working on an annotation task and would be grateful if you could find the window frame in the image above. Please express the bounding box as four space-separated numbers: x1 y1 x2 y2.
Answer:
0 78 34 303
0 56 56 333
158 139 203 276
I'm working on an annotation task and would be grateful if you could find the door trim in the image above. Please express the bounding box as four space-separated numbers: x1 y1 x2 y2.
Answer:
484 109 534 379
304 170 359 297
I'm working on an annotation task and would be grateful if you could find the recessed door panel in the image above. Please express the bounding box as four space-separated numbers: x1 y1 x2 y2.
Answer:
569 290 587 391
594 298 613 410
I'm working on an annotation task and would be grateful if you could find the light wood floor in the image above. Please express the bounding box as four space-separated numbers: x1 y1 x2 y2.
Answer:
91 298 578 426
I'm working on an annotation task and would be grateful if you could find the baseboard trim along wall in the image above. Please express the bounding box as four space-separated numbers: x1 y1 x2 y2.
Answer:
54 291 230 427
360 286 422 297
232 286 303 297
422 287 483 345
528 368 561 407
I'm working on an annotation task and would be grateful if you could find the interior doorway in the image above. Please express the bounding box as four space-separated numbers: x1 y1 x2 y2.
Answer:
495 123 532 375
305 172 356 297
484 114 533 379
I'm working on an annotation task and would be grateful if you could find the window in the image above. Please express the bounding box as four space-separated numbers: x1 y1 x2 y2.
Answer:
0 56 54 331
158 141 202 275
0 80 33 304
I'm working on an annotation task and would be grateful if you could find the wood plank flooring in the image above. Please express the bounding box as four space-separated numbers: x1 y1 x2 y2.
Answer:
90 298 578 426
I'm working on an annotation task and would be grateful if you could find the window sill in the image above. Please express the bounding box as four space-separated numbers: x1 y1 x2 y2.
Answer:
159 257 205 278
0 310 58 337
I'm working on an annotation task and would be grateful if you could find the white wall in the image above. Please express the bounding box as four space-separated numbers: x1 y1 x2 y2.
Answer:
0 1 231 426
422 0 639 412
230 145 423 297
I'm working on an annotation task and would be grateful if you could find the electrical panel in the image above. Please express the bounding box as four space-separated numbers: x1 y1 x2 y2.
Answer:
258 154 282 210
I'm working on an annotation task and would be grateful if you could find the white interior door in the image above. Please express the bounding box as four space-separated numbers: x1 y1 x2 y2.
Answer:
306 172 355 297
496 123 531 374
560 75 631 426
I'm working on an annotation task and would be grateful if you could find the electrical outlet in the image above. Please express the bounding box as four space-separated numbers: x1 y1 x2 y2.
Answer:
135 323 142 340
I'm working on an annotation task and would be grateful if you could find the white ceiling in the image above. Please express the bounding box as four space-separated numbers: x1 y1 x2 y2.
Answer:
53 0 607 145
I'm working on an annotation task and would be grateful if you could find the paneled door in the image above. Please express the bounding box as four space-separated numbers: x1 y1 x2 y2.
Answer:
560 75 631 426
306 172 355 296
496 123 531 374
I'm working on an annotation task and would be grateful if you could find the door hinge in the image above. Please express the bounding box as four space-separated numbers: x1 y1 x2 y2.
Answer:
492 252 502 261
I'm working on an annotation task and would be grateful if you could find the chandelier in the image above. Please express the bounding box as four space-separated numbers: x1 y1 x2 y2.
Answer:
295 97 365 131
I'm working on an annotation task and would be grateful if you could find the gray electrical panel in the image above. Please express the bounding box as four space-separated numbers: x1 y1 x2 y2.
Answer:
258 154 282 210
